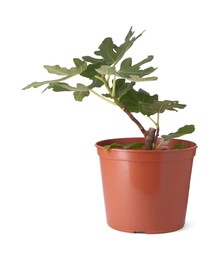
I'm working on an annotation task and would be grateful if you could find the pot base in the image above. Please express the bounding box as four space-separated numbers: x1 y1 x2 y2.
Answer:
107 222 185 234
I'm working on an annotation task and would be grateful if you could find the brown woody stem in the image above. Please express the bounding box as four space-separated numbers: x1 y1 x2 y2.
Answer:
121 106 148 138
154 126 159 146
112 95 157 150
145 127 156 150
118 105 156 150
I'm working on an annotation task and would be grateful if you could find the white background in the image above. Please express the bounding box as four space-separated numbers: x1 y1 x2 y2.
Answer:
0 0 218 259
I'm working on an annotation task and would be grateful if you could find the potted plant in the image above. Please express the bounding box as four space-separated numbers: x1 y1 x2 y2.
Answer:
23 27 197 234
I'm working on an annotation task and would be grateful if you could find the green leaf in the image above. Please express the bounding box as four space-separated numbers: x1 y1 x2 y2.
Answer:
73 58 87 69
75 83 89 91
80 63 102 79
73 83 90 101
45 82 77 92
23 78 72 90
23 59 87 90
120 88 158 113
114 79 135 99
43 65 72 75
120 56 154 69
161 125 195 141
95 65 117 76
140 100 186 116
82 56 105 64
103 142 145 151
22 81 48 90
94 38 117 65
73 91 90 101
128 75 158 82
86 78 104 89
135 55 154 66
43 82 90 100
94 27 144 66
118 57 157 79
44 59 87 76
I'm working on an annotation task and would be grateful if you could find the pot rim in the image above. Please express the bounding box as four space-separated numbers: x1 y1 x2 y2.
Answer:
95 137 197 153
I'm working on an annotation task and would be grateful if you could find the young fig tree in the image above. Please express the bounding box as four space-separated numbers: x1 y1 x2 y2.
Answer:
23 27 195 150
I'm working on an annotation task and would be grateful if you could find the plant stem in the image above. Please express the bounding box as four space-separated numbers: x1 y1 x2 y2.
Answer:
145 127 156 150
157 112 160 128
112 74 116 97
122 106 149 137
153 113 160 146
112 98 147 137
155 138 164 150
90 89 115 105
95 75 112 94
148 116 157 126
154 127 159 147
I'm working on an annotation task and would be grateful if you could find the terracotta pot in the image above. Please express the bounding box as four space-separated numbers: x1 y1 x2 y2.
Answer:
96 137 197 234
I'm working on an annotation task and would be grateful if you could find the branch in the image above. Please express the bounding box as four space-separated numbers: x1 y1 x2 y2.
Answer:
121 106 148 138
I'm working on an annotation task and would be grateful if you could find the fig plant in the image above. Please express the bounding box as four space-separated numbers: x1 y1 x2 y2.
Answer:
23 27 194 150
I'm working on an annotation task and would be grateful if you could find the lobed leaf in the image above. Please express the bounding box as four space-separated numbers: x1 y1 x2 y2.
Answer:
140 100 186 116
23 59 87 90
42 81 90 101
95 65 117 76
73 58 87 69
44 65 71 75
120 88 158 113
44 59 86 76
161 125 195 141
22 81 48 90
82 56 105 64
73 83 90 101
80 63 102 79
86 78 104 89
118 57 157 79
114 79 135 99
94 27 144 66
94 38 117 65
128 75 158 82
45 82 77 92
